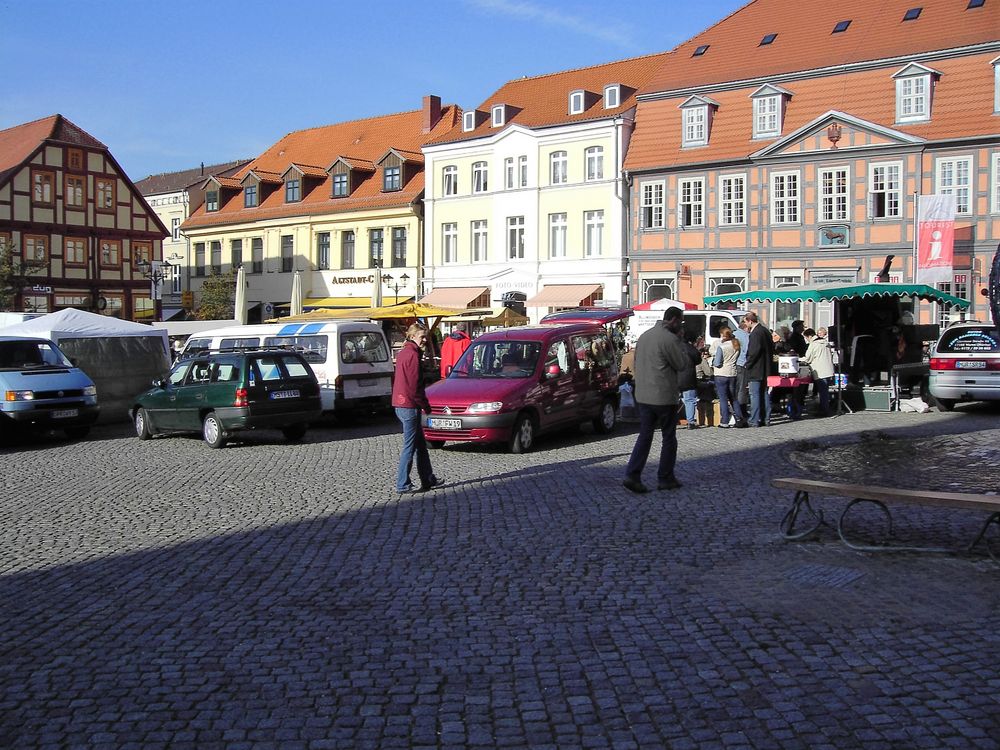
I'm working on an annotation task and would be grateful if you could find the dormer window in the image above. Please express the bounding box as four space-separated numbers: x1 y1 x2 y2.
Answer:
679 95 718 148
206 190 219 212
285 179 300 203
384 165 401 191
569 90 586 115
893 63 939 123
463 110 476 131
750 84 791 139
491 104 506 128
604 84 621 109
332 173 348 198
244 184 258 208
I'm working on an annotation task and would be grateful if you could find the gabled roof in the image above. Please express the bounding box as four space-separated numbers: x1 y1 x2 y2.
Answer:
426 51 671 146
377 148 424 165
203 175 244 190
0 114 106 185
135 160 250 196
184 102 460 230
641 0 1000 96
750 110 925 159
243 168 283 185
282 163 328 180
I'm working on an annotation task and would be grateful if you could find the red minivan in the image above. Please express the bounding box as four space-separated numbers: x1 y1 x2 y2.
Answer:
422 310 628 453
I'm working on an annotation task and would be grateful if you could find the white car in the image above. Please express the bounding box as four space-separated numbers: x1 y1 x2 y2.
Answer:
928 323 1000 410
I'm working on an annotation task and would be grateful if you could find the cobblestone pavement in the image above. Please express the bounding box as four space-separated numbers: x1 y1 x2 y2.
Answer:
1 404 999 749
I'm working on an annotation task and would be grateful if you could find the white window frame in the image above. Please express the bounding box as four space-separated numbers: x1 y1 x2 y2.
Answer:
491 104 505 127
548 213 567 258
678 178 705 227
994 58 1000 114
504 157 515 189
896 74 930 123
569 90 585 115
936 156 973 215
472 220 488 263
640 182 664 229
992 152 1000 214
641 277 677 304
463 111 476 132
507 216 525 260
719 174 747 226
550 151 568 185
442 165 458 197
604 84 621 109
442 223 458 264
752 95 781 138
771 273 803 332
518 155 528 188
584 210 604 257
585 146 603 182
869 162 902 219
682 105 708 147
819 166 850 222
707 273 748 298
770 171 800 224
937 272 970 327
472 161 488 194
171 218 180 241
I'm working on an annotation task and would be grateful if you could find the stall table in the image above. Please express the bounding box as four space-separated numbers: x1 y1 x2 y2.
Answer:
767 375 812 420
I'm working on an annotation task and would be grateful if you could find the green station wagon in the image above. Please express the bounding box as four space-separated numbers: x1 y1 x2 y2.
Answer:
131 350 322 448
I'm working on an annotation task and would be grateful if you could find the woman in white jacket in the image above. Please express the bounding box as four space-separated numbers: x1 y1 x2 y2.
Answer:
711 326 746 427
801 328 834 415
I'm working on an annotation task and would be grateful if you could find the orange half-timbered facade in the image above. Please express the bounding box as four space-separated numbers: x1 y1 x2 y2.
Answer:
626 0 1000 330
0 115 168 320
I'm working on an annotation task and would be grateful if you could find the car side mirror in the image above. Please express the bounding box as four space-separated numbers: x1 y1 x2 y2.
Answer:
153 378 166 388
545 364 561 379
445 364 452 376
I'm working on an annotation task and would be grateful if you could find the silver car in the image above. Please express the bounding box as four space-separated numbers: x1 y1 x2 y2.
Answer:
928 323 1000 410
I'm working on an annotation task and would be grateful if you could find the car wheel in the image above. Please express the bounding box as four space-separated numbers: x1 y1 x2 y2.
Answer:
428 440 446 449
282 424 307 442
592 398 617 434
935 398 956 412
509 413 535 454
134 408 153 440
64 425 90 440
202 412 227 448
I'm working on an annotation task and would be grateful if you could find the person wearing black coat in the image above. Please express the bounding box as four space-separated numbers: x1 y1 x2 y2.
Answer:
743 312 774 426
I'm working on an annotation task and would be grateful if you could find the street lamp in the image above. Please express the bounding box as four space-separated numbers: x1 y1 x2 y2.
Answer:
382 272 410 304
136 258 173 321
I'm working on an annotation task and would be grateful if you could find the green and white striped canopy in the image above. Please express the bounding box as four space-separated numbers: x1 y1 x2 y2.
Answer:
704 282 970 309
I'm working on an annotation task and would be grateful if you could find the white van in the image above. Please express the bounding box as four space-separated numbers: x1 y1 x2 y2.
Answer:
181 320 392 416
628 309 746 350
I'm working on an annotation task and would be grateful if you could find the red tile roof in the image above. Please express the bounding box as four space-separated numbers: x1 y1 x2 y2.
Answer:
0 114 107 184
642 0 1000 94
185 104 459 230
135 160 250 196
207 175 244 190
286 163 328 179
427 52 672 145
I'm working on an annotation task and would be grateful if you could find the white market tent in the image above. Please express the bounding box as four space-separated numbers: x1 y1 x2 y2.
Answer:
0 308 171 423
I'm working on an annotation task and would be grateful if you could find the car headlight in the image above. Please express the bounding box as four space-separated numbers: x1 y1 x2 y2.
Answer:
83 385 97 396
5 390 34 402
467 401 503 413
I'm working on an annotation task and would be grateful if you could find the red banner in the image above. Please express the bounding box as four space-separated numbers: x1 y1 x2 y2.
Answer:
915 194 956 285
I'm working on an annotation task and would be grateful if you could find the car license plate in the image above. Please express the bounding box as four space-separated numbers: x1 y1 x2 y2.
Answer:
358 378 379 387
52 409 78 419
429 417 462 430
957 361 986 369
270 389 300 399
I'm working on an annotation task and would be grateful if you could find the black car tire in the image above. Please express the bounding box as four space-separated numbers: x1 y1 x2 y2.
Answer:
202 412 227 448
935 398 956 412
428 440 446 449
282 424 307 442
134 408 153 440
508 413 535 454
592 398 617 434
64 425 90 440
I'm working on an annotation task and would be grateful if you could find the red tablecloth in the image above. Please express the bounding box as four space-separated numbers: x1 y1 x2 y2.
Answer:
767 375 812 388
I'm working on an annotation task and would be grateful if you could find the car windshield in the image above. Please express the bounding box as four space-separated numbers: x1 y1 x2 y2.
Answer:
450 340 542 378
0 340 72 370
936 326 1000 354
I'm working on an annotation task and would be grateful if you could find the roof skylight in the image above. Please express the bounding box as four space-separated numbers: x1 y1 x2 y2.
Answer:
902 7 922 20
760 33 777 45
966 0 984 8
693 44 710 57
832 19 852 32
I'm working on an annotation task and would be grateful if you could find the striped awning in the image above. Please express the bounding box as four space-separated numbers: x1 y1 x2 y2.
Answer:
525 284 603 307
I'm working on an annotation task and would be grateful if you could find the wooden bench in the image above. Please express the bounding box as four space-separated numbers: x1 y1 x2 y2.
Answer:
773 477 1000 560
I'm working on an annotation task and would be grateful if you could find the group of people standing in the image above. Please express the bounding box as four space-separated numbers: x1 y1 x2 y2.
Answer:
623 308 835 494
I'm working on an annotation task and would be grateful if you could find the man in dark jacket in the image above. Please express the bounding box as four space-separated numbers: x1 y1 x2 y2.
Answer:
391 323 442 493
440 323 472 378
623 307 691 493
743 312 774 427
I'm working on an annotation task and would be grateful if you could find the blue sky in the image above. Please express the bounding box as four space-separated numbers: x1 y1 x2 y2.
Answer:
0 0 746 181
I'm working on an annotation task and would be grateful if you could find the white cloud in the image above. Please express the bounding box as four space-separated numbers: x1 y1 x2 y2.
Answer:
464 0 632 48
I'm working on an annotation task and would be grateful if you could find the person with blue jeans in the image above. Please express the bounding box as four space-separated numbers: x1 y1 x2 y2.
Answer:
391 323 442 494
742 311 773 427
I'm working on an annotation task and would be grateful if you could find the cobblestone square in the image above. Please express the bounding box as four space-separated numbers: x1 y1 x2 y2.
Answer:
1 407 999 748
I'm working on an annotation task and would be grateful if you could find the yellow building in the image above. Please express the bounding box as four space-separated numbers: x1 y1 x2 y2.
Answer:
182 98 459 321
421 54 669 322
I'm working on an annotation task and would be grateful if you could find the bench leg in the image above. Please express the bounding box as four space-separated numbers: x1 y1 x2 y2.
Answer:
780 489 825 541
839 498 953 555
968 512 1000 561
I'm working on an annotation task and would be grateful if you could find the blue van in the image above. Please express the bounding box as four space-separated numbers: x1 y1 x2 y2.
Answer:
0 336 100 439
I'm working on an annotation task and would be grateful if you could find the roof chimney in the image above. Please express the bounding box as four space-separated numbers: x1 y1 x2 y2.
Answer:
200 161 204 176
423 95 442 133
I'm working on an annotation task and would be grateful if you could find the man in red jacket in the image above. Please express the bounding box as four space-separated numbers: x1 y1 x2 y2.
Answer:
440 323 472 378
392 323 442 493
